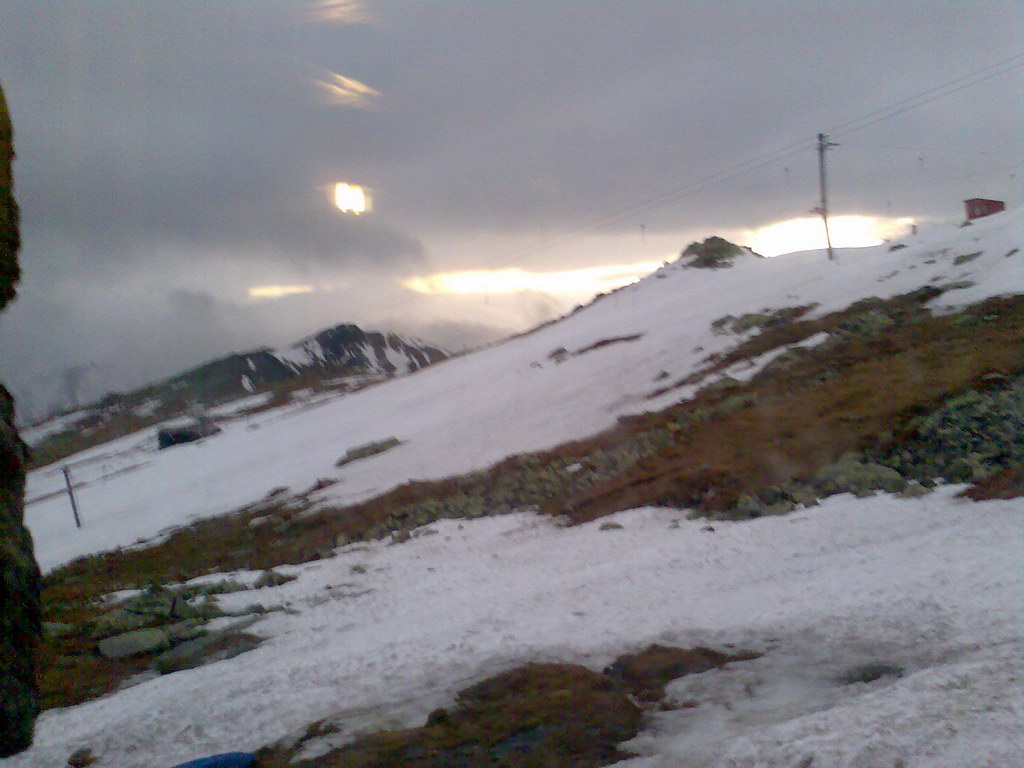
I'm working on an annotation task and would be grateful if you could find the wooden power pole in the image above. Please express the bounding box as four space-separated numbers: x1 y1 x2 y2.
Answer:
815 132 838 261
62 466 82 529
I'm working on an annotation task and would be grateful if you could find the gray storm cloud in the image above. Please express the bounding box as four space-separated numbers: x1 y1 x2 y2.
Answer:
0 0 1020 418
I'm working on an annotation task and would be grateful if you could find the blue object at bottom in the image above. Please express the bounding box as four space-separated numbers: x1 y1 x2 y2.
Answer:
169 752 255 768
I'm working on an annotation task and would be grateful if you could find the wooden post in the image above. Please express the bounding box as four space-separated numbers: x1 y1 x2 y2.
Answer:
62 466 82 529
816 133 839 262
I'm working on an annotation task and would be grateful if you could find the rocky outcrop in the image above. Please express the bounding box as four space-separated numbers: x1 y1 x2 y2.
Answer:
0 386 38 756
0 79 40 758
679 236 747 268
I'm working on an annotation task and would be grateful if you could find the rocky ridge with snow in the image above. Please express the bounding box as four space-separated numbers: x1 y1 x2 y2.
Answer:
23 323 448 466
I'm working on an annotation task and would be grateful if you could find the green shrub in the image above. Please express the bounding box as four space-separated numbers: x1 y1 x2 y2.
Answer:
879 378 1024 483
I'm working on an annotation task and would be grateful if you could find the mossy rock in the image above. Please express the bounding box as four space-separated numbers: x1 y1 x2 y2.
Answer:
96 627 172 659
813 455 907 497
733 493 766 518
833 310 896 340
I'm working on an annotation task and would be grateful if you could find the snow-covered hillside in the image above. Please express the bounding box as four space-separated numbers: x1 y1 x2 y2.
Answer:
25 208 1023 571
12 208 1024 768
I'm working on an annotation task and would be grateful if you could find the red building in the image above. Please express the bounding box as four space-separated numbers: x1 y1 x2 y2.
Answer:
964 198 1005 220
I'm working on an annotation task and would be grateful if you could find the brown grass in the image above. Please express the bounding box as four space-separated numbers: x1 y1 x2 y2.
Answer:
547 294 1024 522
255 662 644 768
961 463 1024 500
35 629 154 710
255 643 756 767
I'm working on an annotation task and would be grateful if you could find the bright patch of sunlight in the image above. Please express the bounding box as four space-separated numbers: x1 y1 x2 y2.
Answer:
309 1 372 24
745 215 916 257
334 182 370 214
405 262 662 296
248 285 315 299
315 72 380 108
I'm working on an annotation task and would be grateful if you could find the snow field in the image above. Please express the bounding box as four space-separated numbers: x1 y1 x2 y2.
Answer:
8 488 1022 767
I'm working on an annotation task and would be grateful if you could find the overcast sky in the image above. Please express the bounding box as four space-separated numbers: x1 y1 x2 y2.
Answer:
0 0 1021 418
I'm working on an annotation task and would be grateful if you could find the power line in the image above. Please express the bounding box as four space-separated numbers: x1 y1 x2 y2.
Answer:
363 141 814 319
911 160 1024 191
360 52 1024 321
842 140 1023 157
829 56 1024 139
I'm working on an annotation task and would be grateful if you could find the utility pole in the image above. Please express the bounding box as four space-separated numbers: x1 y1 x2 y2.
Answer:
815 133 838 261
62 466 82 529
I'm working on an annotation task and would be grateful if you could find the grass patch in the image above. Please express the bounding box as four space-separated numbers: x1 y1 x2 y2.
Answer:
604 644 760 703
960 463 1024 500
256 663 643 768
255 644 755 767
34 606 155 709
547 293 1024 522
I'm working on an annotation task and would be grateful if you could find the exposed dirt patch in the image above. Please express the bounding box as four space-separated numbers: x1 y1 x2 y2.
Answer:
549 334 644 363
960 463 1024 500
255 662 644 768
574 334 644 356
255 645 758 767
604 644 760 703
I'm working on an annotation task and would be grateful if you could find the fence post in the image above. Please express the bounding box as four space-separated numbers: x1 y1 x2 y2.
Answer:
62 466 82 529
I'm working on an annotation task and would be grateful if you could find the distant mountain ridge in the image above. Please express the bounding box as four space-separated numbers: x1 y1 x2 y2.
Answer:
25 322 449 461
278 324 448 379
161 323 449 404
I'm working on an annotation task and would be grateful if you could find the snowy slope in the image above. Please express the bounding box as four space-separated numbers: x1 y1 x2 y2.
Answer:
25 207 1023 572
11 494 1023 768
9 208 1023 768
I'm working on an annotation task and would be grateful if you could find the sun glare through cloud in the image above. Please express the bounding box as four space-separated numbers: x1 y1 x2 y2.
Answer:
334 182 370 214
248 285 315 299
744 215 916 258
309 0 372 25
404 262 663 296
315 71 380 108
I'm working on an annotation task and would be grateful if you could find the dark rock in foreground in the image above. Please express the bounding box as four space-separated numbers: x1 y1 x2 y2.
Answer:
0 79 40 758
